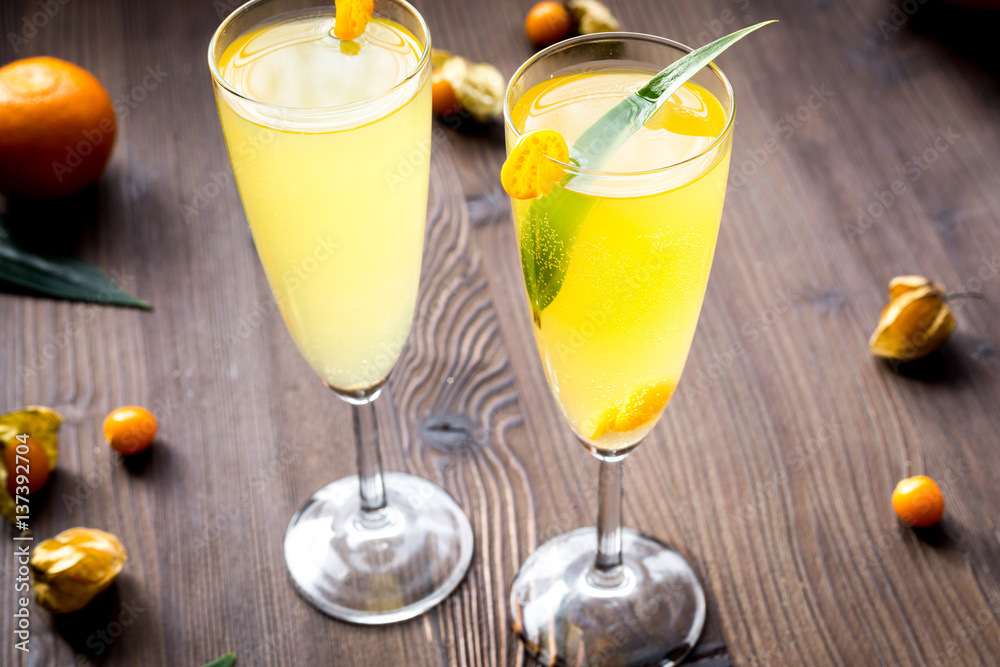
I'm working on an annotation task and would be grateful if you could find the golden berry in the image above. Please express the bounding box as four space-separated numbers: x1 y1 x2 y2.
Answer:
103 406 157 455
892 475 944 527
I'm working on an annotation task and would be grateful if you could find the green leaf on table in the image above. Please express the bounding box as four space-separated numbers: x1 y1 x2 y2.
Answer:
0 217 150 309
199 653 236 667
519 20 776 316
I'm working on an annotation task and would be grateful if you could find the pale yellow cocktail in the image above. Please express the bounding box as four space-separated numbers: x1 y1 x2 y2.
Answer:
216 14 429 392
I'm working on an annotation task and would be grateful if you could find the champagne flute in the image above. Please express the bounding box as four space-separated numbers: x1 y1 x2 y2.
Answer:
504 33 735 663
209 0 473 624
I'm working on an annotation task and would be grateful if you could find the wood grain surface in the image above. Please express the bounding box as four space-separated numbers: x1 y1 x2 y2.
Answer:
2 0 1000 665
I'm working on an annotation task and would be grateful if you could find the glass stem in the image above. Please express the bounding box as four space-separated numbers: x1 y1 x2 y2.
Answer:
592 457 625 587
353 400 387 522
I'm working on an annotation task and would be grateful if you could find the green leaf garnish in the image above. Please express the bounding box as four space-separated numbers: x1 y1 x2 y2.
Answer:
0 216 151 310
200 654 236 667
519 20 776 316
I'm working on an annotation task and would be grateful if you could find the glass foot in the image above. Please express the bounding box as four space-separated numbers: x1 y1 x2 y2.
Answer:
284 471 474 624
511 527 705 666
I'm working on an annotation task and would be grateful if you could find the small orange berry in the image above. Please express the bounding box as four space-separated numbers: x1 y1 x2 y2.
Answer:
4 437 51 496
333 0 373 41
103 406 157 456
431 67 461 116
501 129 569 199
892 475 944 527
525 1 573 48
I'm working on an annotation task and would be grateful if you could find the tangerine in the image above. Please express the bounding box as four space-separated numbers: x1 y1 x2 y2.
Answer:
0 57 116 199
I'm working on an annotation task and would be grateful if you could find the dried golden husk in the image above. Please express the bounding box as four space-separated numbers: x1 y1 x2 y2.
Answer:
431 48 453 70
888 274 938 300
437 53 506 122
31 527 127 613
0 406 62 523
869 276 955 361
567 0 621 34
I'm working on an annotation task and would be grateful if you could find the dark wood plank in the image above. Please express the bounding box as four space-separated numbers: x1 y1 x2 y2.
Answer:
2 0 1000 665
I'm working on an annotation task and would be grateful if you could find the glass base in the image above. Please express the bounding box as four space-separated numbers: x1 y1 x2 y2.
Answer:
511 527 705 666
284 471 474 624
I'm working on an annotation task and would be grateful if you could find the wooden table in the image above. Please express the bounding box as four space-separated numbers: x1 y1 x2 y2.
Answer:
3 0 1000 664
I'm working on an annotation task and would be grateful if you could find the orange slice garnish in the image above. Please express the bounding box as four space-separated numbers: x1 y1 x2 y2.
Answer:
583 408 618 442
614 381 674 433
584 380 675 440
334 0 373 41
644 84 727 138
501 130 569 200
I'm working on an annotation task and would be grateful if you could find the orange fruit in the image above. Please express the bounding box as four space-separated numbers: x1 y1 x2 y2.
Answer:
334 0 374 40
431 67 461 116
500 129 569 200
103 406 157 456
4 437 51 496
584 408 618 442
525 1 573 48
583 380 675 440
892 475 944 527
0 57 116 199
613 382 674 433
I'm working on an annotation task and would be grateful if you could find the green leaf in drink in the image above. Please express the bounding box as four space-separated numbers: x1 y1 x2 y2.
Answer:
516 20 776 316
199 653 236 667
